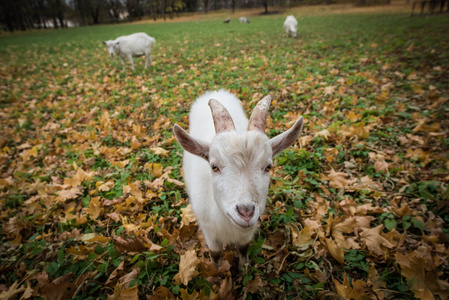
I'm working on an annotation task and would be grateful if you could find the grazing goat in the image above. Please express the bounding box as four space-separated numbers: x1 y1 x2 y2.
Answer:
103 32 156 71
173 90 304 267
239 17 250 23
283 15 298 38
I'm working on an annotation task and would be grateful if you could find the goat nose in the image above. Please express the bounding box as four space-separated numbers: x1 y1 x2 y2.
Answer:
236 204 255 222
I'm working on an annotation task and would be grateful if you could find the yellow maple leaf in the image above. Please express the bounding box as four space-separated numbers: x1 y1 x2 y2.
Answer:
347 111 362 122
144 163 163 178
57 187 82 202
150 147 169 157
64 168 96 187
83 196 102 220
314 129 331 141
98 181 114 192
173 250 200 285
180 204 197 227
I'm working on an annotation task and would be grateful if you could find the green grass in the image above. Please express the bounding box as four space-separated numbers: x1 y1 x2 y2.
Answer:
0 7 448 300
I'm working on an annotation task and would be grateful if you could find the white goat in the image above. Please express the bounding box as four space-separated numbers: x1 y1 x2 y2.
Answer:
239 17 250 23
283 15 298 38
173 90 303 266
103 32 156 71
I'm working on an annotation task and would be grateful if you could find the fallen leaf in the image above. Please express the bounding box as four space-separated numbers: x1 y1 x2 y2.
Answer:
173 250 200 285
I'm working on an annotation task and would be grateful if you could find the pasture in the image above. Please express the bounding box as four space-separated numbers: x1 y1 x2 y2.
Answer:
1 3 449 299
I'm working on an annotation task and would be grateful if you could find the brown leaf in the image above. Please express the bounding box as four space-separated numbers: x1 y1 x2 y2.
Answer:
180 204 196 227
360 225 395 256
173 249 200 285
118 267 140 288
147 286 175 300
108 284 138 300
144 163 163 178
83 196 102 220
57 187 82 202
98 181 114 192
325 238 345 264
218 276 233 299
322 169 356 189
0 282 25 300
113 236 152 253
64 168 95 187
150 147 169 157
246 275 263 293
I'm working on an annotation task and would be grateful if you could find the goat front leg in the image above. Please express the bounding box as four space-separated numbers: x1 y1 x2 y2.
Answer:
144 52 151 69
205 237 223 264
127 54 134 71
119 57 126 71
237 244 250 269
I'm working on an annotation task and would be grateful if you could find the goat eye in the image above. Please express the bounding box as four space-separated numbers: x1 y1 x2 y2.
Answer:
211 164 220 173
264 164 272 172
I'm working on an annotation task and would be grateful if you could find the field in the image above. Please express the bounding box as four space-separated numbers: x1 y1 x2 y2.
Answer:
1 2 449 299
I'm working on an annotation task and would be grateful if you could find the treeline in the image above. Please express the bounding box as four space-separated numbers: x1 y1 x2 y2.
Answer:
0 0 388 31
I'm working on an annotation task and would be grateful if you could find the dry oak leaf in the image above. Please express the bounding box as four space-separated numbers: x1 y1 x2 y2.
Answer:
173 249 200 285
359 225 395 256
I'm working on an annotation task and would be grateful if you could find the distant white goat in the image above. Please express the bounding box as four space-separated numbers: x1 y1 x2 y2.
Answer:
283 15 298 37
173 90 304 267
103 32 156 71
239 17 250 23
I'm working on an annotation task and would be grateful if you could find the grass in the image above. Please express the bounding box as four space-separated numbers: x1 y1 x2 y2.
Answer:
0 2 449 299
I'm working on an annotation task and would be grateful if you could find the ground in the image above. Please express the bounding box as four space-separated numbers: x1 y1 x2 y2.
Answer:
0 2 448 299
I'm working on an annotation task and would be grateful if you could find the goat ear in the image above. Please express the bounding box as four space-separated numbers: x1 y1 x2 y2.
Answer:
173 124 210 161
269 116 303 157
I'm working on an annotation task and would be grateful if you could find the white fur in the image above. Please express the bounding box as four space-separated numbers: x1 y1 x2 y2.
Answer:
174 90 304 263
283 15 298 38
103 32 156 70
184 90 267 250
239 17 250 23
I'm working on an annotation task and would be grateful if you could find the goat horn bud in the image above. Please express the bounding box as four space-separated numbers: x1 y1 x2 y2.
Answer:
247 95 272 132
208 99 236 134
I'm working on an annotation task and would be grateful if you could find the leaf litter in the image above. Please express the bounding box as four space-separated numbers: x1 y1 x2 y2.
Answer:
0 7 449 300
